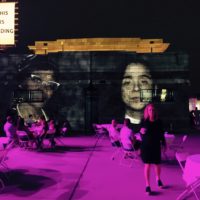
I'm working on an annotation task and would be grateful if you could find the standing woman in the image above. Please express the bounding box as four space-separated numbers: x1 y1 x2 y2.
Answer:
140 103 166 195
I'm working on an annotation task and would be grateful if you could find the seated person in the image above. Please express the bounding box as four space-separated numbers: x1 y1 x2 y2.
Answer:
35 115 48 149
35 115 48 135
16 116 36 147
17 116 35 137
95 119 121 147
60 120 71 136
3 116 18 147
25 114 35 127
120 118 141 155
46 119 56 148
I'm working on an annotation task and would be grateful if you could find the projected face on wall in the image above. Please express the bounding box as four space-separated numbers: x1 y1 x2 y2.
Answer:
121 62 153 123
16 69 60 121
27 70 59 98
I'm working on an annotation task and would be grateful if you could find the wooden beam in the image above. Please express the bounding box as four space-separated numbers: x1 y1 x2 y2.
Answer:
28 38 170 54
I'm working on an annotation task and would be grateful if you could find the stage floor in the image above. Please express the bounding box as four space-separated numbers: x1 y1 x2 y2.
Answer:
0 133 200 200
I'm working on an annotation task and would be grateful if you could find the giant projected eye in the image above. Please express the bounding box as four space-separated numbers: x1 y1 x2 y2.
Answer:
31 74 42 83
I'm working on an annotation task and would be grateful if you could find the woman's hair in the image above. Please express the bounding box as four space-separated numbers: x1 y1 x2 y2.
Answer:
143 103 158 120
123 55 152 74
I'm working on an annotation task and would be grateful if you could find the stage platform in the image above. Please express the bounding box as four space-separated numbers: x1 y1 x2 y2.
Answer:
0 133 200 200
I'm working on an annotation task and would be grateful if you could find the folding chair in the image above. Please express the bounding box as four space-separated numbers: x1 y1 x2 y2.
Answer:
176 152 189 172
0 144 12 192
16 130 30 148
0 178 4 193
110 140 122 160
0 148 9 171
119 147 139 167
42 129 65 148
176 152 200 200
170 135 188 152
164 135 188 161
16 130 37 150
162 133 175 161
93 124 108 139
54 135 65 146
60 127 68 136
42 130 56 148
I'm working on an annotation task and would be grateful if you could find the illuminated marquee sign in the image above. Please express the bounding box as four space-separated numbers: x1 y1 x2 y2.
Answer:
0 2 15 45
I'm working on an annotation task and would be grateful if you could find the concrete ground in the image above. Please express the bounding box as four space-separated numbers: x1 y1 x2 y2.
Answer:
0 132 200 200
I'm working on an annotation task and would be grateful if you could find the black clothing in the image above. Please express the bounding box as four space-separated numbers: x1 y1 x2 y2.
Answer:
140 119 166 164
112 140 121 147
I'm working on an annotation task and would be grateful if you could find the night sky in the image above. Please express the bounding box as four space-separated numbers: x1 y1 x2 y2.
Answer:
14 0 200 93
17 1 200 50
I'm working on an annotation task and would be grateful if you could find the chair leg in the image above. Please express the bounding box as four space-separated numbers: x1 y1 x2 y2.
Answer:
111 148 121 160
120 152 132 167
190 182 200 200
26 140 35 150
1 162 9 171
0 178 5 192
95 132 107 141
119 151 138 168
55 138 65 146
191 189 200 200
176 183 200 200
176 188 190 200
162 150 168 161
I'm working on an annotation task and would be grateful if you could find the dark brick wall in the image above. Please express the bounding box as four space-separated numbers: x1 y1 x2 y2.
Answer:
0 51 190 133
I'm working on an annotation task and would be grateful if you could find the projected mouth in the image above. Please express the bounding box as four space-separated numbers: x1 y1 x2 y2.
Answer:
129 97 140 102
